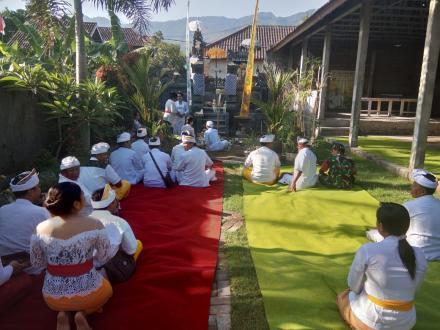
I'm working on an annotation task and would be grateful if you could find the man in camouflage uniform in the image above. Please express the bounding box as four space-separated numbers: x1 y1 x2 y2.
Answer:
319 143 356 189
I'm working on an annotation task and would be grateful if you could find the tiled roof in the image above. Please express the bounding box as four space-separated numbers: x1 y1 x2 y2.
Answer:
206 25 295 61
97 27 145 48
8 22 144 50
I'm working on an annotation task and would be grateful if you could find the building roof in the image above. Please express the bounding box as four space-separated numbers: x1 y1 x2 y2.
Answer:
206 25 295 61
97 27 145 48
8 22 144 50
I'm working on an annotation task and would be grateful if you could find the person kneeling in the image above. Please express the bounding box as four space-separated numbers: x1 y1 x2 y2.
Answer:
243 134 280 185
337 203 427 330
91 188 143 284
319 142 356 189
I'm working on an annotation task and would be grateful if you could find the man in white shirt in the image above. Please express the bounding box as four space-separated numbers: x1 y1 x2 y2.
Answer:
0 170 50 257
181 116 195 138
366 169 440 261
91 189 141 261
175 135 216 187
142 137 172 188
80 142 131 200
131 127 150 161
110 132 143 185
287 138 317 192
404 169 440 260
163 92 178 134
204 121 230 152
175 92 189 135
171 131 193 183
59 156 93 215
243 134 281 185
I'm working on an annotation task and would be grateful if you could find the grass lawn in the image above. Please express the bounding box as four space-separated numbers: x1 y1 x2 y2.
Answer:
222 140 413 329
335 136 440 176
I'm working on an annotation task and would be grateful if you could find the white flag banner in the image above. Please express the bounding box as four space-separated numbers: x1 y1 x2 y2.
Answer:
188 20 203 32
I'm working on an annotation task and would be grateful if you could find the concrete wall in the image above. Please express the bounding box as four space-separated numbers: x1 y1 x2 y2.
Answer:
0 89 52 174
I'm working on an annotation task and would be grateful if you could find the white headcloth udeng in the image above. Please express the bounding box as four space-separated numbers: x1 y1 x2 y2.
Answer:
412 169 438 189
10 169 39 192
91 189 116 209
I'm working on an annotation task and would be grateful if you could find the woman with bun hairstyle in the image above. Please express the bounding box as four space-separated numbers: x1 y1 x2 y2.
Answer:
337 203 428 330
30 182 113 330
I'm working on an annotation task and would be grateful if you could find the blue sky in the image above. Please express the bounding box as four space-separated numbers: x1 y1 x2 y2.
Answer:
0 0 328 22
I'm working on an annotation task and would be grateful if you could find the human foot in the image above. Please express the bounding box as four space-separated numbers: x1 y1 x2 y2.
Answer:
56 312 70 330
74 312 91 330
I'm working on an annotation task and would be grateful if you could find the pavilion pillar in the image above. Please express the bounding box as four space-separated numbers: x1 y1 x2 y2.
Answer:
299 38 309 79
317 25 332 121
288 44 294 69
409 0 440 170
349 1 372 147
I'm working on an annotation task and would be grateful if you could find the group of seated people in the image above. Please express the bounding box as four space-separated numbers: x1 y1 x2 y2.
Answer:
242 134 355 191
0 123 222 329
243 133 440 329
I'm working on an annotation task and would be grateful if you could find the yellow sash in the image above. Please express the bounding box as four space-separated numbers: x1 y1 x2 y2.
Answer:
367 294 414 312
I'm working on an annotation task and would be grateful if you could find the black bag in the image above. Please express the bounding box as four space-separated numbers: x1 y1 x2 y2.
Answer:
103 249 136 284
149 151 176 188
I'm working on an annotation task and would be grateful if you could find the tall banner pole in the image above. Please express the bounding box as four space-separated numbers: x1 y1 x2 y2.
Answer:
186 0 192 107
240 0 259 118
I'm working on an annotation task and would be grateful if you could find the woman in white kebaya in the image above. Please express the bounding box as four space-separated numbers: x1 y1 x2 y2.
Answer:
337 203 427 330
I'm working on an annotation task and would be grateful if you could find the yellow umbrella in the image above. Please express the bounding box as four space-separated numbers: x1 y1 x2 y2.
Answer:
206 47 227 59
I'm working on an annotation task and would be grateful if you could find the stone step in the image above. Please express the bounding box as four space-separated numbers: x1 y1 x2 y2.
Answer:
319 126 350 137
321 117 351 127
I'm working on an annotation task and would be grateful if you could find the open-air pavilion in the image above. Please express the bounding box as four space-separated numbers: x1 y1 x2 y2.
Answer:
269 0 440 171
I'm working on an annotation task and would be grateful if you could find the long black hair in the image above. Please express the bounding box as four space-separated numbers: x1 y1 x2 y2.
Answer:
376 202 416 280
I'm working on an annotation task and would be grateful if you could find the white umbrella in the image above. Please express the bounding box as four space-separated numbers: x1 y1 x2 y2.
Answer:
241 38 261 48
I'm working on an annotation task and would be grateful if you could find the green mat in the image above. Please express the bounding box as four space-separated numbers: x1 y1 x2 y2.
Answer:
243 182 440 329
335 136 440 176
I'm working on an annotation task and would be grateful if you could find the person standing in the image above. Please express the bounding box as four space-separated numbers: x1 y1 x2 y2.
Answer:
142 137 172 188
175 92 189 135
243 134 280 185
289 138 317 192
110 132 143 185
163 92 178 135
175 135 216 187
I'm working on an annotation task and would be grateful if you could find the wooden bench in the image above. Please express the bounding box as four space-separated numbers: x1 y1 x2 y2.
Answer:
360 97 417 117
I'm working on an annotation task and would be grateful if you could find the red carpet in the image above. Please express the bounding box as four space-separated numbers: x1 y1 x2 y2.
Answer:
0 164 224 330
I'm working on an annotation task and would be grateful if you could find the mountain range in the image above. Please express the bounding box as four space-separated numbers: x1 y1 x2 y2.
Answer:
84 10 314 45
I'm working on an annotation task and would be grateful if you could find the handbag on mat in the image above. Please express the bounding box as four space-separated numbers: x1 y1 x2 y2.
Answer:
149 151 176 188
103 249 136 284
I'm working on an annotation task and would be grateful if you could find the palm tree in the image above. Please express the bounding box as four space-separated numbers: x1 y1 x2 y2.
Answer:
26 0 175 83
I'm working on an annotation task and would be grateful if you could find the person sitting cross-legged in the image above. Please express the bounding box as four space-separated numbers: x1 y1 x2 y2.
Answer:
110 132 143 185
142 137 173 188
204 121 230 152
181 116 195 138
367 169 440 261
175 135 217 187
31 182 113 330
131 127 150 162
0 170 50 266
243 134 280 185
59 156 93 216
91 188 143 283
337 203 427 330
170 131 192 183
319 142 356 189
80 142 131 201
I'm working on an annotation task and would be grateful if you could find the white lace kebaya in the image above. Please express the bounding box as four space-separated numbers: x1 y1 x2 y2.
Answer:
30 229 112 298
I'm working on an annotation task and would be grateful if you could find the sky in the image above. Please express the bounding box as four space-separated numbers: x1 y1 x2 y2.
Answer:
0 0 328 22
